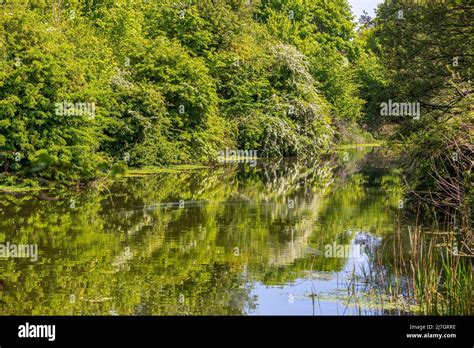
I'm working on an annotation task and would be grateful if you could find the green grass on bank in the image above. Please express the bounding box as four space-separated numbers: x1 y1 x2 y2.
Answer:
0 164 211 192
335 143 383 150
0 144 381 191
125 164 210 176
0 183 42 193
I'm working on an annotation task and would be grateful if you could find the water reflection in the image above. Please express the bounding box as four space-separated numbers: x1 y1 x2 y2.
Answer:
0 148 406 315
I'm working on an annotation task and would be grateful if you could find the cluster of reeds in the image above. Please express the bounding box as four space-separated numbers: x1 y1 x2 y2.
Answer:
363 225 472 315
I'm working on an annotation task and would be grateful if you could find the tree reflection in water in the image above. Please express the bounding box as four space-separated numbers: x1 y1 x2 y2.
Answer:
0 148 405 315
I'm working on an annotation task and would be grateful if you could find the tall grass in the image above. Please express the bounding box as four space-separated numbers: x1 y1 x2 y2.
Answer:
365 226 472 315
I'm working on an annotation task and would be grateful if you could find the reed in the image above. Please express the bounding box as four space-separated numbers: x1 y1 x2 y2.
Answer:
363 226 472 315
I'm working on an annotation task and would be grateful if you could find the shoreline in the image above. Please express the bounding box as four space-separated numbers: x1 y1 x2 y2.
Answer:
0 143 384 194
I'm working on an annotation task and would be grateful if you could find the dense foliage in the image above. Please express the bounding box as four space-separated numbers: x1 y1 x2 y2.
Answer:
1 0 366 182
357 1 473 230
1 0 472 230
0 0 472 316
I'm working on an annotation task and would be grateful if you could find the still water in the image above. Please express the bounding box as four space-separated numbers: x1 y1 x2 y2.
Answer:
0 147 414 315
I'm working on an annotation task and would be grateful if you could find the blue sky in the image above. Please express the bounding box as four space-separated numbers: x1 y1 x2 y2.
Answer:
348 0 383 20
